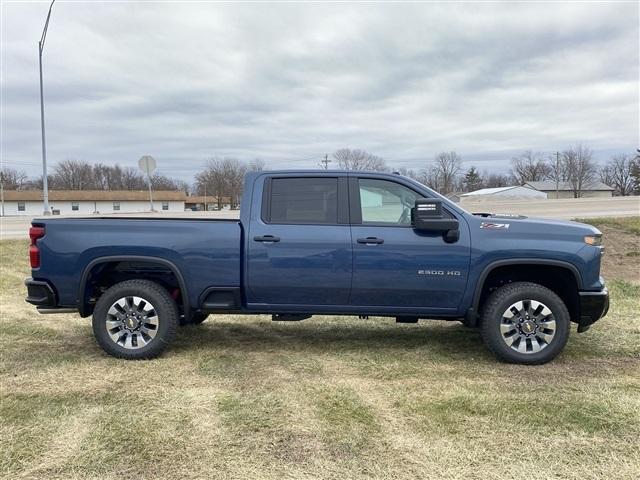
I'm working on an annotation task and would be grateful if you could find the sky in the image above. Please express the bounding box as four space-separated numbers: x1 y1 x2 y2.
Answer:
1 1 638 182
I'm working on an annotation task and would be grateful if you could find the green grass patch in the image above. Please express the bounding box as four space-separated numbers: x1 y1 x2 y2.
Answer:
574 216 640 234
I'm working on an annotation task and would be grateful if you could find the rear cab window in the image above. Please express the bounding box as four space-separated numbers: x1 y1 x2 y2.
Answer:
262 177 339 225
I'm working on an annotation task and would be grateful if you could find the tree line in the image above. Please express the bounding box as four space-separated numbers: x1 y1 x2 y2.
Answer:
326 145 639 197
2 147 638 203
0 160 189 193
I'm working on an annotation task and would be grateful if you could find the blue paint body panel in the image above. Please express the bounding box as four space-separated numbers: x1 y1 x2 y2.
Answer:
30 170 605 320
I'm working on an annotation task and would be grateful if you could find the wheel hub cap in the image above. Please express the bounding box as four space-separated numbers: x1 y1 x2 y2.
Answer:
499 300 556 354
105 296 159 349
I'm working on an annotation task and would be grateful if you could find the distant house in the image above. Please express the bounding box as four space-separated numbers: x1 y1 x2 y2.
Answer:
524 181 614 199
460 186 547 203
184 196 231 211
1 190 186 216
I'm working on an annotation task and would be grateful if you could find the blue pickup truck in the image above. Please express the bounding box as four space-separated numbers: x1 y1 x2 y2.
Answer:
25 170 609 364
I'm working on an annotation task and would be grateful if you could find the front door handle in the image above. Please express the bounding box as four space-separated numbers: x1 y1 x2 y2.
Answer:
253 235 280 243
357 237 384 245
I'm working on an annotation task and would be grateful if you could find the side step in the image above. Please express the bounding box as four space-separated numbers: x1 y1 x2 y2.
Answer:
272 314 311 321
396 316 419 323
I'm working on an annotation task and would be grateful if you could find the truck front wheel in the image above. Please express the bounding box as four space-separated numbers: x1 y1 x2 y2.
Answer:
92 280 178 359
480 282 570 365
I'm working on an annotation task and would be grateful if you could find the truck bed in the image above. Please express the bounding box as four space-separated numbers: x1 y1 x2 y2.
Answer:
31 217 243 311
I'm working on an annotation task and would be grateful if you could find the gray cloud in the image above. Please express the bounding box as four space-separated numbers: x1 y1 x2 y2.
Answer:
1 1 638 181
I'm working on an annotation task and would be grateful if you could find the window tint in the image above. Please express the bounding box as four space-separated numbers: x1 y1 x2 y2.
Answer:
358 178 421 225
268 177 338 224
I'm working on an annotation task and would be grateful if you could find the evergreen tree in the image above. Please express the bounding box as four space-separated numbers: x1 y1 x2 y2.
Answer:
463 166 483 192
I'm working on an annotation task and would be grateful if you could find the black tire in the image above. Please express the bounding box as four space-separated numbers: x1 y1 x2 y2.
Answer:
480 282 570 365
179 312 209 326
92 279 178 359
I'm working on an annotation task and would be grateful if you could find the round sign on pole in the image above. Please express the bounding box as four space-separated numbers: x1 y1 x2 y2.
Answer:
138 155 157 176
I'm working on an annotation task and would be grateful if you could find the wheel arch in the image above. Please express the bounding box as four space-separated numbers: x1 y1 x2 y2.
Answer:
78 255 190 317
468 259 582 327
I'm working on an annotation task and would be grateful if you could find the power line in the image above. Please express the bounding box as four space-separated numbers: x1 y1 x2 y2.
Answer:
321 154 331 170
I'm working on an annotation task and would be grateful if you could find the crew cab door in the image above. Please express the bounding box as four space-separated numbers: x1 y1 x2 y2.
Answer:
246 175 352 307
348 175 470 311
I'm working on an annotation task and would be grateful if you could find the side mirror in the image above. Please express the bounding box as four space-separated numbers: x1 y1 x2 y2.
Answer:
411 199 459 241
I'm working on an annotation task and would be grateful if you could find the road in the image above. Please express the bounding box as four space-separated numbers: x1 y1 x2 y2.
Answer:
1 197 638 240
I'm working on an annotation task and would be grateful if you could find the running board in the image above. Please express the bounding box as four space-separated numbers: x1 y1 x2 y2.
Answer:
272 314 311 321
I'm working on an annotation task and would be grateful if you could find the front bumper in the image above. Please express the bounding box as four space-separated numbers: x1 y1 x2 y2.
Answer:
577 287 609 333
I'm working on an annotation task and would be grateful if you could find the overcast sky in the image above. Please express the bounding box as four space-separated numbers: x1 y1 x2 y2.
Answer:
1 1 638 181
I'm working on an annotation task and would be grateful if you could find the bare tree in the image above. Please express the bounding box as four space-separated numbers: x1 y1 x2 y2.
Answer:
395 167 418 180
510 151 551 185
562 145 597 198
422 151 463 195
483 172 510 188
333 149 387 171
600 154 634 196
51 159 94 190
222 158 247 209
0 168 28 190
248 159 266 171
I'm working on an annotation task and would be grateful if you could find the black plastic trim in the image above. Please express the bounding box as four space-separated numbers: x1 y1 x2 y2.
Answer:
466 259 584 327
25 278 56 306
78 256 190 317
199 286 242 312
577 288 609 332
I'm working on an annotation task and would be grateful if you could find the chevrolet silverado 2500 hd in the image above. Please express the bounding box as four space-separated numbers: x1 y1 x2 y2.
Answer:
25 170 609 363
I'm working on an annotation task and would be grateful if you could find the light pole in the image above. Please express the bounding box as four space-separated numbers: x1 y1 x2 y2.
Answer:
39 0 55 215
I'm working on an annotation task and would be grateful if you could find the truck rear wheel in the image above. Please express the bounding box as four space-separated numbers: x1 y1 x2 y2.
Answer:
92 279 178 359
480 282 570 365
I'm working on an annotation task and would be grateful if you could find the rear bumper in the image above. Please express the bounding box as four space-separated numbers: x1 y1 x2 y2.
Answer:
25 278 56 307
577 287 609 333
25 278 78 314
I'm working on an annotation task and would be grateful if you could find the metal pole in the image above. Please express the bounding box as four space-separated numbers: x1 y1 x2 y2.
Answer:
147 174 154 212
1 176 4 217
39 0 55 215
39 43 50 214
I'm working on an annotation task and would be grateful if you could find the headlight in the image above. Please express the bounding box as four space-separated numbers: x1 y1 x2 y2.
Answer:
584 234 602 246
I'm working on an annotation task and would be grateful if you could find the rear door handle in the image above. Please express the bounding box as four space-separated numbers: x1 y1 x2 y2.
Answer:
253 235 280 243
357 237 384 245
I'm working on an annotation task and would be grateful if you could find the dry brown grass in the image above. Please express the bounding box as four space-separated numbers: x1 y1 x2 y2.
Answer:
1 219 639 479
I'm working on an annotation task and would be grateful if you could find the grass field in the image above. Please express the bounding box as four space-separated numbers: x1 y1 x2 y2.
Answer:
1 217 639 479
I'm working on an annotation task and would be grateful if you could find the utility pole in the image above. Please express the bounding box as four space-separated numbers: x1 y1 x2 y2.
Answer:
39 0 55 215
321 154 331 170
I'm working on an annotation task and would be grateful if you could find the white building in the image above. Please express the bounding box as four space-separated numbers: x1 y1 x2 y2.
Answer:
460 186 547 203
1 190 187 216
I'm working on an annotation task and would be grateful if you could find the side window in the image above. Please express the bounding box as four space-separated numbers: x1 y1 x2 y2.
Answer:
113 202 120 211
18 202 26 212
358 178 421 225
72 202 79 211
162 201 169 211
266 177 338 224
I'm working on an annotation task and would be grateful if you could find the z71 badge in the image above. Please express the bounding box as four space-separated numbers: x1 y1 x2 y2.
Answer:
480 222 510 229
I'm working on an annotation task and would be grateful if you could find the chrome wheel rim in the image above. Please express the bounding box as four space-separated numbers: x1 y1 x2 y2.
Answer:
105 296 159 349
500 300 556 354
